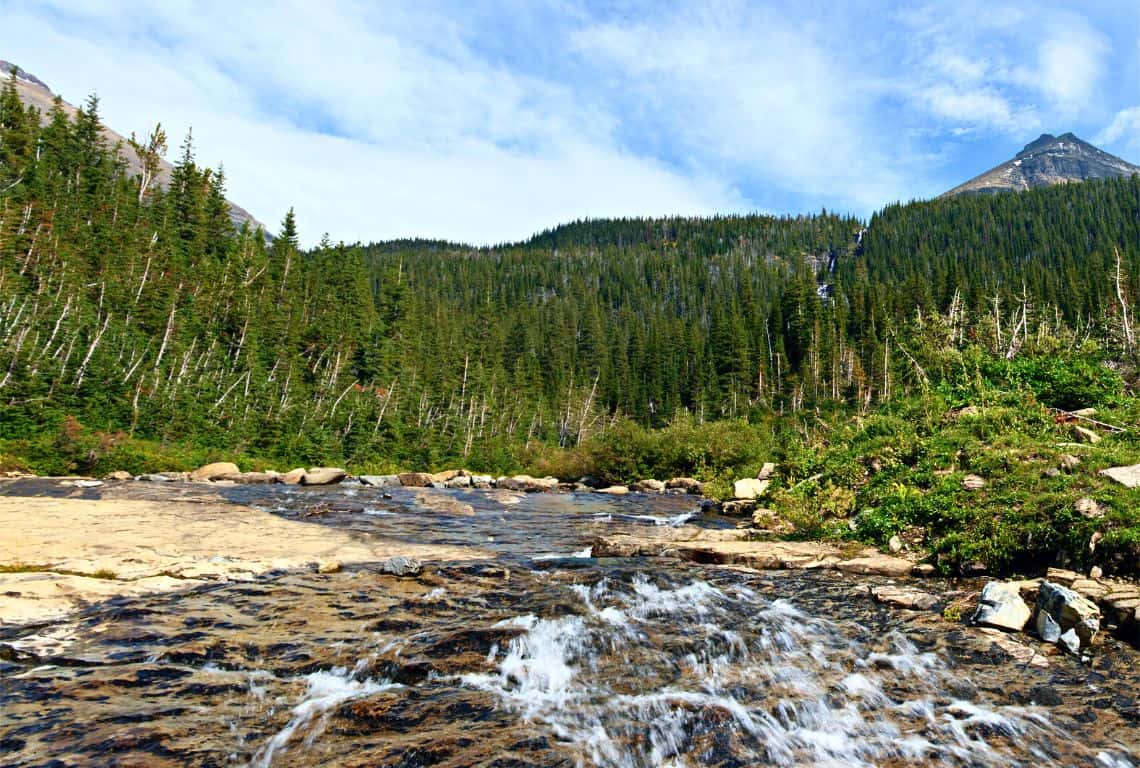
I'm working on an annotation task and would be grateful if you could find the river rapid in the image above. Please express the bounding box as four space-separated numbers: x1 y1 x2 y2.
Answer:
1 480 1138 767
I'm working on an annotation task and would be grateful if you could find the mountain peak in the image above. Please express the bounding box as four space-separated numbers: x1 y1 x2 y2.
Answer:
946 132 1140 197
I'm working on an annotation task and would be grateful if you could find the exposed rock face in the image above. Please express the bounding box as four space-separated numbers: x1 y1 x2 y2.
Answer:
190 462 240 481
971 582 1031 631
944 132 1140 197
732 478 770 500
279 468 307 485
300 468 347 486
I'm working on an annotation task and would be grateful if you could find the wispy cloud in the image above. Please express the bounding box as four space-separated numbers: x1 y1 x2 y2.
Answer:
1 0 1135 242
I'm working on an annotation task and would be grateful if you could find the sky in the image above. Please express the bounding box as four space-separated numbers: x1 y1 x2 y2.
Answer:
2 0 1139 246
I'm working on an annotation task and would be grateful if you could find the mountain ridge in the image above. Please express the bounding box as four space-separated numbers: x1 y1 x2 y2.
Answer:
1 59 266 234
942 132 1140 198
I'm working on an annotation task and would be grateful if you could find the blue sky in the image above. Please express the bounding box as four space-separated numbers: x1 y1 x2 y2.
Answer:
2 1 1138 245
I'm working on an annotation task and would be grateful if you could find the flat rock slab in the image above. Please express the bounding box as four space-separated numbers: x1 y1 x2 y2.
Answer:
1099 464 1140 488
594 531 913 576
0 496 488 626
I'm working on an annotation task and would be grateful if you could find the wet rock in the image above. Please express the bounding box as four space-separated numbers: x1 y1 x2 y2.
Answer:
359 475 400 488
961 474 986 491
631 479 666 493
497 475 558 492
1037 610 1062 642
835 556 913 577
105 470 132 481
301 467 347 486
189 462 240 481
871 585 938 611
1030 683 1063 706
975 628 1049 668
971 582 1031 631
596 485 629 496
279 468 306 485
398 472 435 488
1100 464 1140 488
732 478 769 500
61 479 103 488
1038 580 1101 648
757 462 778 480
665 477 703 494
379 556 422 577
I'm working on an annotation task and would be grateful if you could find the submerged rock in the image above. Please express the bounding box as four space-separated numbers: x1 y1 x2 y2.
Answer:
971 582 1031 631
871 585 938 611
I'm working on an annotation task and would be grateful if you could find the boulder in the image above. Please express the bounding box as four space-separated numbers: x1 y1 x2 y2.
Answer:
888 534 903 553
444 475 473 489
358 474 400 488
757 462 778 480
1037 580 1101 647
497 475 559 492
1099 464 1140 488
317 559 342 574
732 478 770 500
138 473 175 482
597 485 629 496
301 467 347 486
971 581 1031 631
227 471 279 484
105 470 132 481
398 472 435 488
378 556 422 577
432 470 463 483
1058 628 1081 654
722 499 757 516
665 477 703 494
279 468 307 485
190 461 240 481
469 474 494 488
631 479 666 494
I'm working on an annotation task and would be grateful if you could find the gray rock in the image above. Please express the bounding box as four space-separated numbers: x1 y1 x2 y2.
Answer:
1037 580 1101 647
1036 610 1062 642
138 473 175 482
888 535 903 553
1058 628 1081 654
105 470 132 481
359 474 400 488
497 475 559 492
631 479 666 493
469 474 493 488
379 556 422 577
665 477 703 494
1099 463 1140 488
971 581 1031 631
444 475 473 489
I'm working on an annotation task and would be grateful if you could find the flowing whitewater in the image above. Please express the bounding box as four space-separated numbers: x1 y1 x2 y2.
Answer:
1 480 1138 767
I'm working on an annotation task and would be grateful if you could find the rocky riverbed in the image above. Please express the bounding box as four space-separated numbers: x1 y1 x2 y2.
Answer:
1 478 1139 766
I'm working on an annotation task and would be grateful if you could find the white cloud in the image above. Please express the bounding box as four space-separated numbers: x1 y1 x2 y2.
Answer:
1095 106 1140 153
1033 18 1110 115
0 2 745 245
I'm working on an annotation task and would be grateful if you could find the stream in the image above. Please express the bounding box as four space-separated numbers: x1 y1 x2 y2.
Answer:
1 481 1138 766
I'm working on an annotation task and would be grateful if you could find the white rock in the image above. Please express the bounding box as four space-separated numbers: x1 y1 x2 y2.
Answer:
733 478 770 500
971 581 1031 631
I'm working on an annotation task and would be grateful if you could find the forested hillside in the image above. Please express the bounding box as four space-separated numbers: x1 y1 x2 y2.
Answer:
2 70 1139 474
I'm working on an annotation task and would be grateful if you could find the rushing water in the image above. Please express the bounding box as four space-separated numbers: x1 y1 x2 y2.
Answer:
1 480 1138 767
